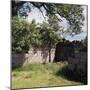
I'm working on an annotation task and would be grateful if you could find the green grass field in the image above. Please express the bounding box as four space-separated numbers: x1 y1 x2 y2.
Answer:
12 62 83 89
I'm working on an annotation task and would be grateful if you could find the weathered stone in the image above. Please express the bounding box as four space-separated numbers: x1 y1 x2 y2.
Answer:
12 48 55 67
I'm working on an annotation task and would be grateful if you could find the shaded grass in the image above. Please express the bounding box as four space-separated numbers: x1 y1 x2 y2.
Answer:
12 62 82 89
56 65 87 84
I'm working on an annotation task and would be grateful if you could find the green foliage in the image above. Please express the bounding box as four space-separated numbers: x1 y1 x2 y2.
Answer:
12 17 38 53
12 1 85 35
12 1 85 54
40 21 61 48
12 16 62 53
39 15 62 62
83 36 87 47
29 21 42 48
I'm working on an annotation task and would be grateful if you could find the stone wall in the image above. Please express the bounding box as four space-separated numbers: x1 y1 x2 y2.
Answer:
54 40 86 62
68 51 87 76
12 48 55 67
54 41 74 62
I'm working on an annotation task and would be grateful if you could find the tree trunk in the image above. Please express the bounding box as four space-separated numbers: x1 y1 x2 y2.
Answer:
49 48 51 62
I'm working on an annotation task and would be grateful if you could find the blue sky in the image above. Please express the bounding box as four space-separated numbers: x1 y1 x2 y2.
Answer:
64 32 87 41
26 4 87 41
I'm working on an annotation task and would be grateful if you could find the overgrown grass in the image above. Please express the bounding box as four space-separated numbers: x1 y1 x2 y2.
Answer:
12 62 83 89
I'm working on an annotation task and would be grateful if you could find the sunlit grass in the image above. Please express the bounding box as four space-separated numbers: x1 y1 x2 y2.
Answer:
12 62 82 89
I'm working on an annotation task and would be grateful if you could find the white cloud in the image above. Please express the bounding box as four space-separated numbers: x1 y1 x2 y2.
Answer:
26 6 46 23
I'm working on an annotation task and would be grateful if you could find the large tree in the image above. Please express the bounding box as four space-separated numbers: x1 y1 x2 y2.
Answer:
12 0 85 62
12 0 85 35
39 20 61 62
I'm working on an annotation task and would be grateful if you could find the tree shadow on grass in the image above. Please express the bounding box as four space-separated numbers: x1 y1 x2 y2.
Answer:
55 65 87 84
12 53 26 70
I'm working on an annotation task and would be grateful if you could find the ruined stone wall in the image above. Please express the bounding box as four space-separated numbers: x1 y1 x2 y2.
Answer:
68 51 87 74
54 41 74 62
54 40 86 62
12 48 55 67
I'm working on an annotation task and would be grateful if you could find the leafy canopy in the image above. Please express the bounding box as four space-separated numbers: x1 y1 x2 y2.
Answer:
12 1 85 35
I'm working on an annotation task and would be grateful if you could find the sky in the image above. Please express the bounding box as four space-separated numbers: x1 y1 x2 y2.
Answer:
25 3 87 41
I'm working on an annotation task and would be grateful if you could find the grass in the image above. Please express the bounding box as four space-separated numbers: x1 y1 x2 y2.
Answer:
12 62 83 89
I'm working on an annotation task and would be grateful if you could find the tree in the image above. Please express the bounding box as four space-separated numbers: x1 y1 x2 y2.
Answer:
84 36 87 47
29 20 42 48
81 36 87 52
40 21 61 62
12 1 85 62
12 0 85 35
12 16 30 53
12 17 38 53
